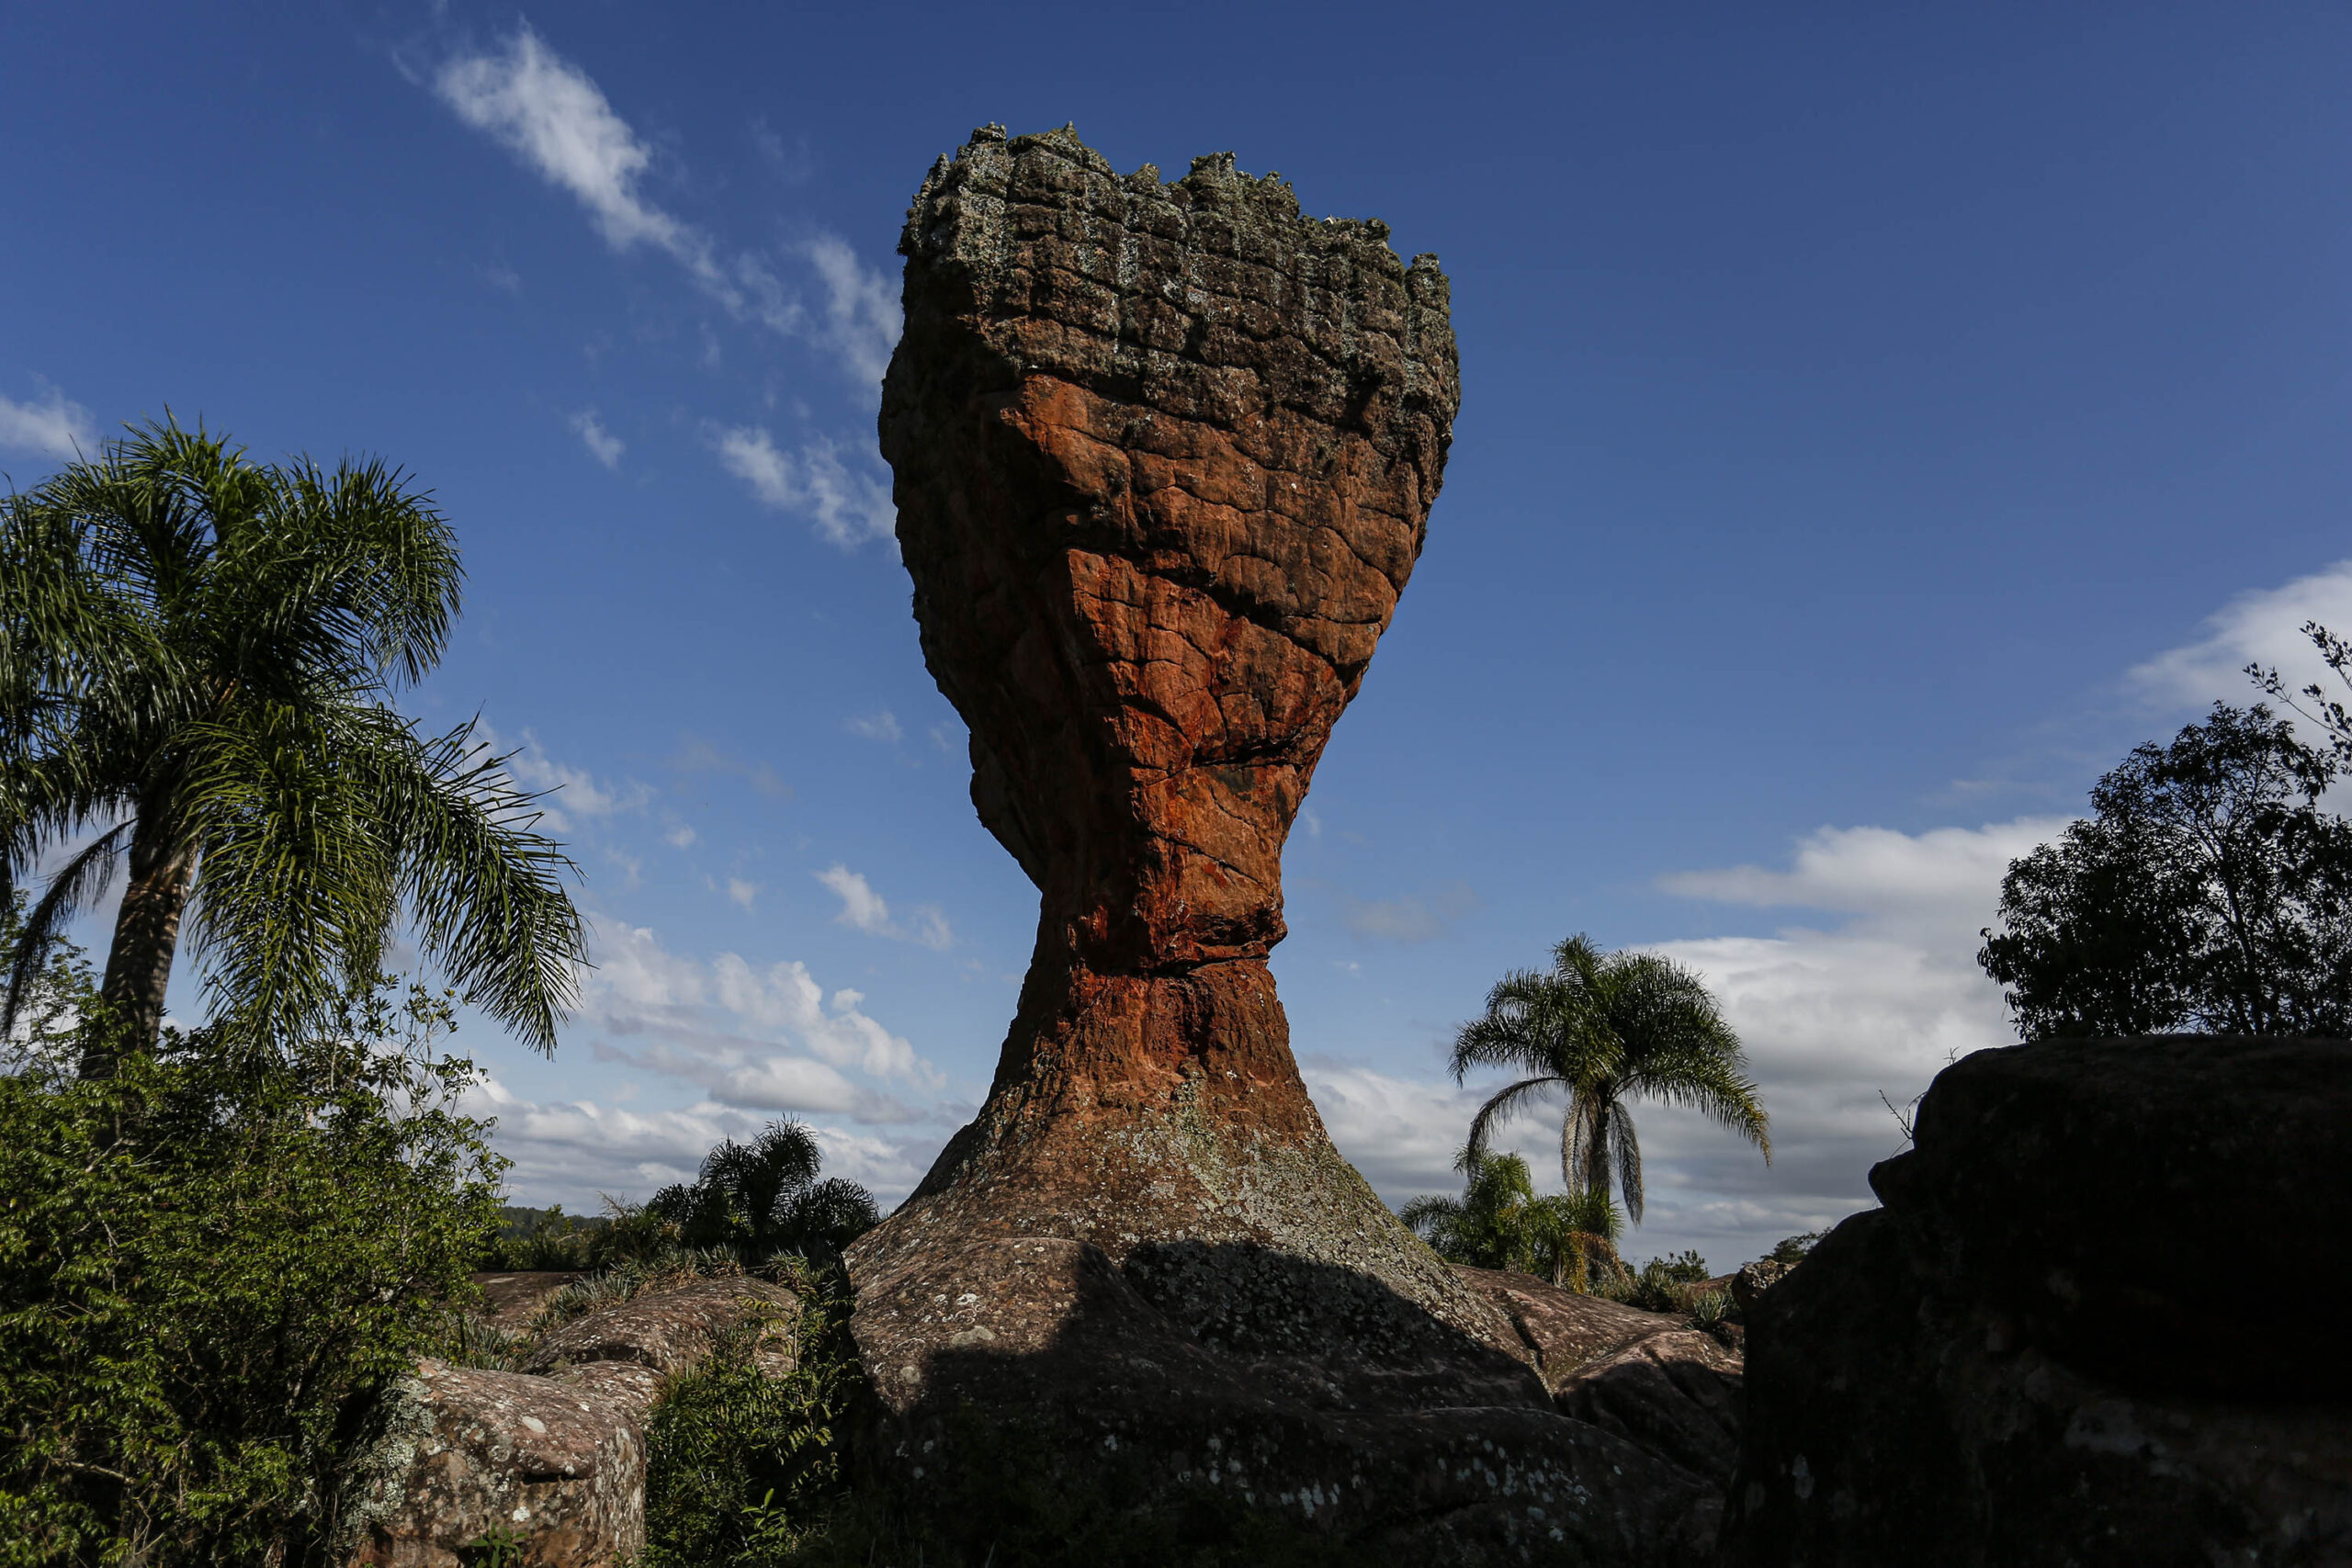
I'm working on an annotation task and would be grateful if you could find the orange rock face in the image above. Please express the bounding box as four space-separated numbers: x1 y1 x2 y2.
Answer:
865 125 1464 1293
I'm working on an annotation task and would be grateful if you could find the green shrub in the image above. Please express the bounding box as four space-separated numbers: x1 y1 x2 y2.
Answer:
0 979 501 1566
480 1204 605 1270
638 1279 854 1567
1766 1230 1822 1265
1602 1250 1714 1314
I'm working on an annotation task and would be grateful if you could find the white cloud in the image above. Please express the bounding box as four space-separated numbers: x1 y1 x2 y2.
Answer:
458 1074 941 1208
1658 820 2063 944
813 863 953 951
664 822 697 850
571 408 624 468
713 425 896 549
0 380 96 460
580 919 939 1095
436 28 717 276
726 877 760 912
815 863 891 935
845 710 902 743
1311 818 2068 1269
2130 560 2352 720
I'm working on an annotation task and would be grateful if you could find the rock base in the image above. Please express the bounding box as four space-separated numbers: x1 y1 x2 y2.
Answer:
849 1242 1739 1564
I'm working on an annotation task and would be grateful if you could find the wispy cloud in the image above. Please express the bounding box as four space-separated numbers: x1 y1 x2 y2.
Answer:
430 26 895 389
714 425 895 550
0 379 96 461
668 739 791 800
814 863 952 951
845 710 902 743
1336 881 1476 943
434 27 728 290
473 722 651 829
571 408 624 468
725 877 761 912
802 234 900 393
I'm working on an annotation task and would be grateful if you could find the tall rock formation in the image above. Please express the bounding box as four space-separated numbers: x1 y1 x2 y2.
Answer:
847 126 1743 1564
862 123 1482 1334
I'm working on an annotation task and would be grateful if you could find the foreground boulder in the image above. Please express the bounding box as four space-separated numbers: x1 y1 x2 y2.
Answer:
336 1278 796 1567
855 122 1736 1562
1719 1036 2352 1567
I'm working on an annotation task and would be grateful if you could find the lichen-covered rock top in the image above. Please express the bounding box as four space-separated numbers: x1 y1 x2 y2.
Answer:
900 123 1456 491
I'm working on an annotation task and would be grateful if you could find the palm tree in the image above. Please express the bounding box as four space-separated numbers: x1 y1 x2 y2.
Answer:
1451 933 1769 1225
0 419 585 1075
1400 1146 1627 1290
647 1120 881 1264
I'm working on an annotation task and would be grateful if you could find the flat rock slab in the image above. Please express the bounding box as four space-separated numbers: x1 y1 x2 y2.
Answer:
526 1277 797 1380
338 1278 796 1567
469 1271 586 1332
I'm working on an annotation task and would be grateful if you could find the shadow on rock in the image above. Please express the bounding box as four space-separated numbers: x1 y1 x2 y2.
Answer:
849 1236 1734 1566
1719 1035 2352 1568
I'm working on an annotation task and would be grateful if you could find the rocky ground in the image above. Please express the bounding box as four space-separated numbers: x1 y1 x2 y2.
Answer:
335 1271 798 1567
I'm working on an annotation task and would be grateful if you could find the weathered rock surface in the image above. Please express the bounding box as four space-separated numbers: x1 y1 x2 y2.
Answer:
337 1279 795 1567
470 1270 586 1332
854 123 1732 1562
866 120 1473 1324
1719 1036 2352 1567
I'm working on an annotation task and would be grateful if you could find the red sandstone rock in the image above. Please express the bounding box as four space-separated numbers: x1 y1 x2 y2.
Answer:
853 125 1739 1562
865 118 1484 1340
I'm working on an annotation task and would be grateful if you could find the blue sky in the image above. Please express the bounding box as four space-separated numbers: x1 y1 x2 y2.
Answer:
6 3 2349 1267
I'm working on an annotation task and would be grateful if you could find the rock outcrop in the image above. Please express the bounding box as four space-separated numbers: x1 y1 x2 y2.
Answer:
854 123 1737 1562
1719 1036 2352 1567
337 1278 796 1568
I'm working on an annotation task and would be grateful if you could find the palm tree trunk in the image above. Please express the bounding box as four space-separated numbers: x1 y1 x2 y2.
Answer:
84 805 195 1077
1581 1093 1613 1200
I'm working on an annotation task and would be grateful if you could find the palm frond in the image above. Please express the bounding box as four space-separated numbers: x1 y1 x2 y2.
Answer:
1463 1074 1559 1166
1610 1100 1646 1224
1 820 130 1039
364 715 583 1054
177 702 395 1046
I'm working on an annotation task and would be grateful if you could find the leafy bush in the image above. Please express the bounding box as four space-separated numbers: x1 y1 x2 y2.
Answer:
0 976 501 1566
1686 1288 1735 1341
478 1204 605 1270
1766 1230 1822 1266
638 1279 853 1567
1603 1250 1714 1314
